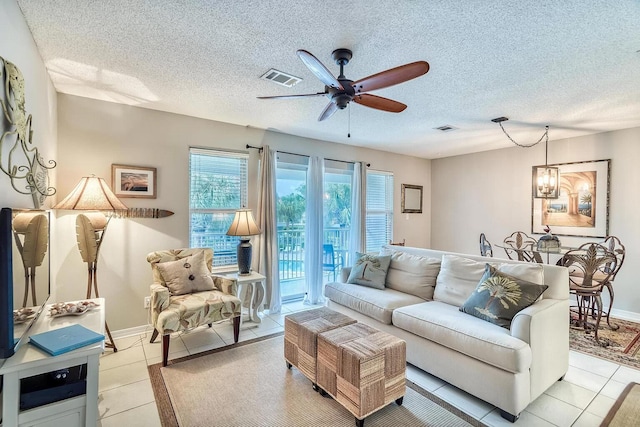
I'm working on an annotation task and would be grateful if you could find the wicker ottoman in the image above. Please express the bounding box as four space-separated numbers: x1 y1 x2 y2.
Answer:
317 323 406 427
284 307 356 388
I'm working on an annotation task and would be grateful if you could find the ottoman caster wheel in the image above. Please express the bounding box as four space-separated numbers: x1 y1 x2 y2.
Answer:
355 417 364 427
396 396 404 406
312 383 319 392
286 362 292 369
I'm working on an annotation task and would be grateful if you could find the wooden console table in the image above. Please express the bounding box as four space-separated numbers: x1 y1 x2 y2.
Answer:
0 298 105 426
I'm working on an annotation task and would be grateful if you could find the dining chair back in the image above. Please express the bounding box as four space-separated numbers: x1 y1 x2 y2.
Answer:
479 233 493 257
502 231 542 263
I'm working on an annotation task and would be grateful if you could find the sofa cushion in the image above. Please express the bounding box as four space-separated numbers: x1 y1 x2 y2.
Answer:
324 282 425 324
392 301 532 373
380 249 441 300
460 265 549 328
434 254 544 306
347 252 391 289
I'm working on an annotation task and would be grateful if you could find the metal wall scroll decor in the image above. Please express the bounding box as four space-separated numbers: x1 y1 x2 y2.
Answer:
0 56 56 208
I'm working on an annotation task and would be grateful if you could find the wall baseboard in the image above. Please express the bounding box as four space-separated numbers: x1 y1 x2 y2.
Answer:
112 324 154 340
610 308 640 323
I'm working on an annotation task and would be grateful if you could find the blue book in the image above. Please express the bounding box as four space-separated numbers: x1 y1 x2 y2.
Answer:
29 324 104 356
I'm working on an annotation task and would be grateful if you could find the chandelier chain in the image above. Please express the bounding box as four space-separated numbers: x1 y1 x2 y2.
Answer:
498 123 549 148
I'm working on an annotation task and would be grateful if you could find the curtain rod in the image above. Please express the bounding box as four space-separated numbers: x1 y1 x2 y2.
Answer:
246 144 370 167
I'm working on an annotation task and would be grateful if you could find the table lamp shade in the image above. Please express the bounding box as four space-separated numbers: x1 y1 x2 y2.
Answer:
53 176 127 211
226 209 261 275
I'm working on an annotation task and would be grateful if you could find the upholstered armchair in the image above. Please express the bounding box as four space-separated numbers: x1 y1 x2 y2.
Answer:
146 248 242 366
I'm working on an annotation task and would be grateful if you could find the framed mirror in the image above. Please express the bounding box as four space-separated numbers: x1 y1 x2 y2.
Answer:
401 184 423 213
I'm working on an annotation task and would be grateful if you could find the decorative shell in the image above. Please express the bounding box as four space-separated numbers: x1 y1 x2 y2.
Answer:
49 301 99 317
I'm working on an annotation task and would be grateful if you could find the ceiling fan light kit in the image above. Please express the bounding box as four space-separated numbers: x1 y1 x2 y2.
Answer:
258 48 429 122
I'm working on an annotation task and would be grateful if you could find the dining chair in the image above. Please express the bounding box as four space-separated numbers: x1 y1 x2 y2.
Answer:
598 236 625 330
502 231 542 263
557 243 617 346
479 233 493 257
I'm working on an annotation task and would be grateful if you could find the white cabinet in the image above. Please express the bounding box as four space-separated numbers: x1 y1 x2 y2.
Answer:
0 299 105 427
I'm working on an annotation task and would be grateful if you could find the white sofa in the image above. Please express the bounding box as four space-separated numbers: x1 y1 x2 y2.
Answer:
324 245 569 422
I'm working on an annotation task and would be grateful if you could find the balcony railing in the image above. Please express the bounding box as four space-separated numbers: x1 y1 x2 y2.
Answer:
191 225 350 298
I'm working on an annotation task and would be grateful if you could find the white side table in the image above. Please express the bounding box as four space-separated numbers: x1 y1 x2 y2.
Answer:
226 272 266 329
0 298 105 427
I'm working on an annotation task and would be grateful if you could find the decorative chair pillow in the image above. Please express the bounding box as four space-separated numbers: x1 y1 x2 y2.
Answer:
347 252 391 289
155 251 215 295
460 264 548 328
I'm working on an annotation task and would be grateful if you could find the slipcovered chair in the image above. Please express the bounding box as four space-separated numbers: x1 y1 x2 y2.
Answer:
147 248 242 366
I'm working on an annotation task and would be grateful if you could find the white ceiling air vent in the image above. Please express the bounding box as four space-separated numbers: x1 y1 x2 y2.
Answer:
260 69 302 87
434 125 458 132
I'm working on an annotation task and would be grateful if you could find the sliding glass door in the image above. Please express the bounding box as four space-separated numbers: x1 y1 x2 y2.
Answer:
276 155 355 300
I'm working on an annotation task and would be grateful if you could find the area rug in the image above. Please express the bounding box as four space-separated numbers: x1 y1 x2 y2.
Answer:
601 382 640 426
569 315 640 369
148 334 488 427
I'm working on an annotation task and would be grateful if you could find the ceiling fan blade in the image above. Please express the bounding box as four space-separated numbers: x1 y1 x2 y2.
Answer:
353 61 429 93
318 101 339 121
257 92 326 100
296 50 343 90
353 93 407 113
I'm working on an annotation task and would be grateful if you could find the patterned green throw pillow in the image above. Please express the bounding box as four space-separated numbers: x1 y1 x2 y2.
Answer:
347 252 392 289
460 264 548 328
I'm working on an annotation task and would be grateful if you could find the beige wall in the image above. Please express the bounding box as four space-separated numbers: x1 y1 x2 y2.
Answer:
431 126 640 317
0 1 57 209
55 94 431 331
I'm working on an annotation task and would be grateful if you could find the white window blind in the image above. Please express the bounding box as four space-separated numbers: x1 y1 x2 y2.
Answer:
189 148 248 267
366 170 393 252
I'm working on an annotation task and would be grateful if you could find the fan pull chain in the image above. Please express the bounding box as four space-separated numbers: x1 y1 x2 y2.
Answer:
348 106 351 138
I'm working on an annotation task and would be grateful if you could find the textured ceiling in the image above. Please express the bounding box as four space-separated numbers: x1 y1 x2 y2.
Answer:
16 0 640 159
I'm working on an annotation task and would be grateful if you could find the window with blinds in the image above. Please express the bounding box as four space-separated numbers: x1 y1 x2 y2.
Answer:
366 170 394 252
189 148 248 267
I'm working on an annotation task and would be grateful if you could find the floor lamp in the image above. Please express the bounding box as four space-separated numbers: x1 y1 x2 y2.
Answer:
54 176 127 352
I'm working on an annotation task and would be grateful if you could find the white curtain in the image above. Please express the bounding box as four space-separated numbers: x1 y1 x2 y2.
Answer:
349 162 367 265
254 145 281 313
303 156 324 305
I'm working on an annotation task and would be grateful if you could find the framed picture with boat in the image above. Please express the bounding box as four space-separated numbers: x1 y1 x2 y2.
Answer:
531 159 610 238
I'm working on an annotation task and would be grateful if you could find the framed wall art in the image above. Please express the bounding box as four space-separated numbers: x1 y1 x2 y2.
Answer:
111 164 157 199
531 159 610 238
401 184 423 214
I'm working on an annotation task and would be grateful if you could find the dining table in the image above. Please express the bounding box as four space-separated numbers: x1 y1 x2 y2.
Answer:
495 242 582 264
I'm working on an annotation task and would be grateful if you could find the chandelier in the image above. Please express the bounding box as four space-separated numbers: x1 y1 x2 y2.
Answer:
492 117 559 199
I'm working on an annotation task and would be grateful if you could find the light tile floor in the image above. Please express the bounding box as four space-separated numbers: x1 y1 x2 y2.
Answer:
97 302 635 426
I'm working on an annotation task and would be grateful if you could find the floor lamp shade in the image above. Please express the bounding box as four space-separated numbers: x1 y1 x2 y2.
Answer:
226 209 261 275
54 176 128 211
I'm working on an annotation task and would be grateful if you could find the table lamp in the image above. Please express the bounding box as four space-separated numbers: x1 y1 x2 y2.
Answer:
54 176 127 352
226 208 261 275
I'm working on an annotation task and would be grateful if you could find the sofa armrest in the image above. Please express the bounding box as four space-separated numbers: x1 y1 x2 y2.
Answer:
212 275 238 296
511 298 569 400
340 267 352 283
150 283 170 313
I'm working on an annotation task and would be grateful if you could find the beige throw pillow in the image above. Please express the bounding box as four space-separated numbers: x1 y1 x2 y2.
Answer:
155 251 215 296
383 250 441 300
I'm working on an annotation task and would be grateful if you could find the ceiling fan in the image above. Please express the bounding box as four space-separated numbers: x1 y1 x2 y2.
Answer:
258 49 430 121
